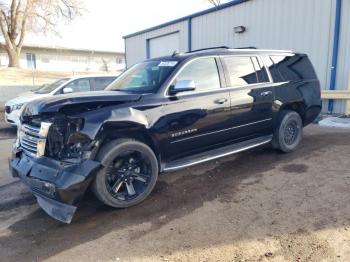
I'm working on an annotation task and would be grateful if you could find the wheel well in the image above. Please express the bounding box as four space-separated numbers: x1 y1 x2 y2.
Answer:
281 102 306 124
94 126 161 168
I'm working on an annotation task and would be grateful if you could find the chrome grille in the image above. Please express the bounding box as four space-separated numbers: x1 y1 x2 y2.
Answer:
20 124 41 156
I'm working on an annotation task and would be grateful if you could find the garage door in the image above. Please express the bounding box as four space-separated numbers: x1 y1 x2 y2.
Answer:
149 32 180 58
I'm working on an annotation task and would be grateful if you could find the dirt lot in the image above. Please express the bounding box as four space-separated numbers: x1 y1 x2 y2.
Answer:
0 125 350 262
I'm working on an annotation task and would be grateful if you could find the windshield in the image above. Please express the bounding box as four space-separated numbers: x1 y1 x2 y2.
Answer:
34 78 70 94
107 60 178 93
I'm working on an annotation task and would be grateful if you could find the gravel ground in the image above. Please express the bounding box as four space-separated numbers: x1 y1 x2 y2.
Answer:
0 125 349 262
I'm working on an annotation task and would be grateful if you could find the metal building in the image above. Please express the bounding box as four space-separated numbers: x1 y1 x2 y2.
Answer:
123 0 349 113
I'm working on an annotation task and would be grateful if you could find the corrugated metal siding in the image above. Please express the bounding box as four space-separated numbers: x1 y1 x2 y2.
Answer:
333 0 350 113
125 21 188 67
191 0 334 90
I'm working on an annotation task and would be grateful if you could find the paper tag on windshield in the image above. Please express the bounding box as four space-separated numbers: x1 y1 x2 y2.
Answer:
158 61 178 67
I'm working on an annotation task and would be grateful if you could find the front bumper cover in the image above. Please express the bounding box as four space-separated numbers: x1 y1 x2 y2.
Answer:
9 149 100 223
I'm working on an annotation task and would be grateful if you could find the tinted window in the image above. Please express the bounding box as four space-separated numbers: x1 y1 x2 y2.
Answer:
94 77 116 91
222 56 258 87
265 54 317 82
64 79 91 93
264 56 285 82
175 58 220 92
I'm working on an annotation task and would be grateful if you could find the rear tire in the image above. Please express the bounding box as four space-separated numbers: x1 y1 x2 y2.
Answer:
272 110 303 153
92 139 158 208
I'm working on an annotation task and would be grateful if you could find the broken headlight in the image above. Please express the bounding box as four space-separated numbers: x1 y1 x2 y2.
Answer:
46 117 91 159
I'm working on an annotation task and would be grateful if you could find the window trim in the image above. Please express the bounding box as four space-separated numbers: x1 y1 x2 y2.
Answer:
163 55 223 97
256 56 271 83
220 55 272 89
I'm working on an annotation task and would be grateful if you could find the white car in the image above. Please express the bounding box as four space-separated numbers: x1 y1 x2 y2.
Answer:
4 75 117 126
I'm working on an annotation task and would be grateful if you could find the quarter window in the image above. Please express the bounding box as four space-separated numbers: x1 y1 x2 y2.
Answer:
94 77 116 91
222 56 259 87
266 55 317 82
174 58 220 92
264 56 285 82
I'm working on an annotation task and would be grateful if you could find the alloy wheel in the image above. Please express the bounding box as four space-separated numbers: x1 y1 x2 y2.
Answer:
105 151 152 201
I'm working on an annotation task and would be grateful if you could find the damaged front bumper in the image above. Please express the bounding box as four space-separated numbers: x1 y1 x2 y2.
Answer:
9 149 100 223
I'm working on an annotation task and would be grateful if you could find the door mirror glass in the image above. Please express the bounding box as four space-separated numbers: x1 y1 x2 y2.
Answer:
62 87 73 94
170 80 196 95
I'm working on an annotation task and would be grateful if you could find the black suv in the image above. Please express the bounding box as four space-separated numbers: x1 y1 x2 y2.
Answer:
9 47 322 223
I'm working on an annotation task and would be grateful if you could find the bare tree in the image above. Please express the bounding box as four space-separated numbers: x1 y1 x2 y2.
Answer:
0 0 82 67
207 0 222 7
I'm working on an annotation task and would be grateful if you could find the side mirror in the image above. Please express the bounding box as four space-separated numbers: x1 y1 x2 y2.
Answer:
62 87 73 94
169 80 196 95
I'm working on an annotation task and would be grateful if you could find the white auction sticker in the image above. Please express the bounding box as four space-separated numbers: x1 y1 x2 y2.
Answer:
158 61 178 67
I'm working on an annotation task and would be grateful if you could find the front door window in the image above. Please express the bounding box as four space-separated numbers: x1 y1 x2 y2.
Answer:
174 58 221 92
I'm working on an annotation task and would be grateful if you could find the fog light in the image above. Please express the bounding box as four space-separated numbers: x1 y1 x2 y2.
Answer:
43 182 55 195
37 139 47 157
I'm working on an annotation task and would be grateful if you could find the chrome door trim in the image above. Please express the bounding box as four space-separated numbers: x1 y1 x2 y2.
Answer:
170 118 272 144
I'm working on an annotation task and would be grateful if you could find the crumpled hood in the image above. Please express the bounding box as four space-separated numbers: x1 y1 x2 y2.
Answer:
22 91 142 116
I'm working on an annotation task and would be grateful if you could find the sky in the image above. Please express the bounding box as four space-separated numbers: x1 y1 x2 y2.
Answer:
24 0 220 52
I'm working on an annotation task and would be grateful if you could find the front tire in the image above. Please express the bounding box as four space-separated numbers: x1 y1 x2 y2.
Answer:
272 110 303 153
92 139 158 208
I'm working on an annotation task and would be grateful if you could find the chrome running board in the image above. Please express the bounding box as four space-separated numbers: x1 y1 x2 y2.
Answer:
163 135 273 172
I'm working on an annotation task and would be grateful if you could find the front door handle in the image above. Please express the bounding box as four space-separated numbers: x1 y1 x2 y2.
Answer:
214 98 228 104
261 91 273 97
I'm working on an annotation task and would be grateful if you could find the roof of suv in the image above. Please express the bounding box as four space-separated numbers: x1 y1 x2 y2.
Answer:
149 47 294 63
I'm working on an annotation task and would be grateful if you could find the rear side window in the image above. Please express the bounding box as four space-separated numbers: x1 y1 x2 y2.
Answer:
222 56 266 87
264 54 317 82
175 58 221 92
64 79 91 93
94 77 116 91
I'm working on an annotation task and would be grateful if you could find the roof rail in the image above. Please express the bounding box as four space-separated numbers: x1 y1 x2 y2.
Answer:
172 50 182 57
186 46 230 53
234 46 257 49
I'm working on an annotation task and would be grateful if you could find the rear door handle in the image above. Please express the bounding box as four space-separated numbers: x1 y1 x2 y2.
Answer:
214 98 228 104
261 91 273 97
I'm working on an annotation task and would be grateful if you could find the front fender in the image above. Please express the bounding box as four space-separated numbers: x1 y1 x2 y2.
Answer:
80 106 150 140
